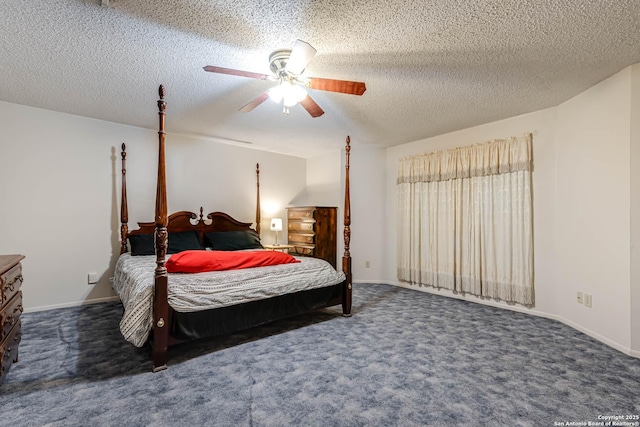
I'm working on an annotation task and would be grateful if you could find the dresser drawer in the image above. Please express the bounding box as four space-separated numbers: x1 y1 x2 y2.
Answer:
1 291 22 343
288 208 316 220
288 233 315 244
1 263 22 306
288 222 315 232
0 320 21 384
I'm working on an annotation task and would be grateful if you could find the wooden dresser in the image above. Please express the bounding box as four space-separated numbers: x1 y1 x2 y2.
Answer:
287 206 337 268
0 254 24 385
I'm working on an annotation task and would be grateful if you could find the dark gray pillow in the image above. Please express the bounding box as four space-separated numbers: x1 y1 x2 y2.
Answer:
128 234 155 256
168 231 204 254
204 230 263 251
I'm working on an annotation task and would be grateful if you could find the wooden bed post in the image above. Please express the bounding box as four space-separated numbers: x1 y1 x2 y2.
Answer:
342 136 352 316
120 143 129 254
256 163 261 235
152 85 169 372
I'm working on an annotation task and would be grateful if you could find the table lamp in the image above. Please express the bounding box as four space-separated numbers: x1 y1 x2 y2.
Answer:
270 218 283 245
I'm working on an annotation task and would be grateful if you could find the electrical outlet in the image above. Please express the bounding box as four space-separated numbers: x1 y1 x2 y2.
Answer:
88 272 100 284
584 294 592 308
576 292 583 304
365 261 371 268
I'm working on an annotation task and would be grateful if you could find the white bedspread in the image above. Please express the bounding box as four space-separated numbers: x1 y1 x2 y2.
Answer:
113 253 346 347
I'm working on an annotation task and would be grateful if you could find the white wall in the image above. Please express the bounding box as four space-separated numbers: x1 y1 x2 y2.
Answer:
349 143 386 281
303 141 387 280
0 101 306 310
385 65 638 355
631 63 640 355
554 68 632 350
303 149 341 207
297 149 343 266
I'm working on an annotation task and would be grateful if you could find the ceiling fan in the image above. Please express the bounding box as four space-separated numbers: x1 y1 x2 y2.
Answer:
203 39 366 118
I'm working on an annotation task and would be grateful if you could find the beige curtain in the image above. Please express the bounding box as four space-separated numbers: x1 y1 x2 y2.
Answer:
397 134 534 305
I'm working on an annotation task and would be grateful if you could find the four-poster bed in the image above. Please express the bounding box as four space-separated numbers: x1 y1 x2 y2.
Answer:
114 85 353 372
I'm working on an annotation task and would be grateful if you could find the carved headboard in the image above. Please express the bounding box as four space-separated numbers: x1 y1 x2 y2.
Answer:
127 209 256 249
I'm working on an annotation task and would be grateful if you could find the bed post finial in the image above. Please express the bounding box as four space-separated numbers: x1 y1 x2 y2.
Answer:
342 135 352 316
120 143 129 254
256 163 261 235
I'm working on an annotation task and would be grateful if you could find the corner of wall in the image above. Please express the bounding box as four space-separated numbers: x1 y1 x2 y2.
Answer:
630 63 640 352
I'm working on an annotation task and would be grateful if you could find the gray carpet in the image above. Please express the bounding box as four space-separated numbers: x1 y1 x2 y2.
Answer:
1 283 639 426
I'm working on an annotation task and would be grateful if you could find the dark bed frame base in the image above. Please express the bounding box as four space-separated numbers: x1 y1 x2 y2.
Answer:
170 283 343 341
120 86 353 372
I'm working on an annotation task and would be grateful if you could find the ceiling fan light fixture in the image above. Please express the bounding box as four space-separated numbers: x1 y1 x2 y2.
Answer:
267 84 284 103
286 83 307 106
268 80 307 107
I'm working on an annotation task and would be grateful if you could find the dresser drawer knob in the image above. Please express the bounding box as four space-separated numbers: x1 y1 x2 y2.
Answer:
157 318 165 328
16 304 23 313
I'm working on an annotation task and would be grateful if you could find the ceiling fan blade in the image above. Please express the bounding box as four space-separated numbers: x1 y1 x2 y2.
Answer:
203 65 270 80
285 40 317 75
308 77 366 95
239 92 270 112
299 94 325 118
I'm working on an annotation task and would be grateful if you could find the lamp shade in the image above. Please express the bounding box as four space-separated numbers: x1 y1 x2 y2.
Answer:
270 218 283 232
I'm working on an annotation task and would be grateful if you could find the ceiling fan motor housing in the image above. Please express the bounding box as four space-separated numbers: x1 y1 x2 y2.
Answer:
269 49 294 78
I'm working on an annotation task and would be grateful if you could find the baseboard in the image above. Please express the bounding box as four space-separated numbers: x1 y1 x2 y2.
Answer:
382 281 639 360
23 295 121 313
557 316 635 357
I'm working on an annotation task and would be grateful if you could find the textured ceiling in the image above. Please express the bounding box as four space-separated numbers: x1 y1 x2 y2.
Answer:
1 1 640 157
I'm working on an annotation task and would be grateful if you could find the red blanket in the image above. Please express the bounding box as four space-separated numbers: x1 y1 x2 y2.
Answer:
166 250 300 273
